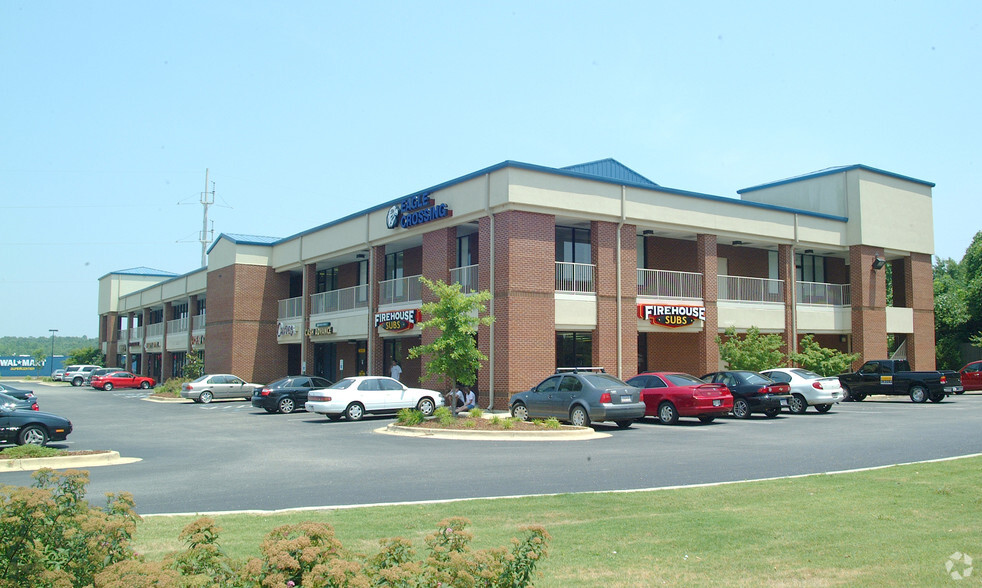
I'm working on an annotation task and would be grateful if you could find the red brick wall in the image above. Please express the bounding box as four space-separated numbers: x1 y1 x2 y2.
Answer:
645 237 698 271
205 264 290 384
717 244 769 278
696 234 720 374
338 261 362 290
419 227 457 390
592 221 638 380
849 245 888 367
824 257 849 285
645 332 705 376
905 253 936 370
477 216 494 406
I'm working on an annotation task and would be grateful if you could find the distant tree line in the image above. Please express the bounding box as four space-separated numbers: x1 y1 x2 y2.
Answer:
0 335 97 357
935 230 982 369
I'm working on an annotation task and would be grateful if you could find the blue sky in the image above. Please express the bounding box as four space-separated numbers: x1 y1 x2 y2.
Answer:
2 1 979 338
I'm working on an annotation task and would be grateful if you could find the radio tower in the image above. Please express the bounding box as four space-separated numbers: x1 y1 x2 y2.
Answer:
199 169 215 267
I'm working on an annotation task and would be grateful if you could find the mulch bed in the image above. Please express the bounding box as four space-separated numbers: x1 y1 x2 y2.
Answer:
0 450 112 460
401 416 580 431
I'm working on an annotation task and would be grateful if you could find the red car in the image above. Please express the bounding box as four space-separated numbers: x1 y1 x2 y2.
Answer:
959 361 982 392
626 372 733 424
90 371 156 391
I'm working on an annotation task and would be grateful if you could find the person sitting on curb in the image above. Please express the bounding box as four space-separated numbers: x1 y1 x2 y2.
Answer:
461 384 477 411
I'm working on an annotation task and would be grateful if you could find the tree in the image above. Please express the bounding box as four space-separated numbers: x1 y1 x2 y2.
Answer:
408 277 494 415
65 346 104 366
716 326 786 372
31 348 47 375
183 350 204 379
789 334 860 376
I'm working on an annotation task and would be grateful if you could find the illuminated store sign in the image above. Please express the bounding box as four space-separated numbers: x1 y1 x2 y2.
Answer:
638 303 706 328
385 192 451 229
374 309 421 332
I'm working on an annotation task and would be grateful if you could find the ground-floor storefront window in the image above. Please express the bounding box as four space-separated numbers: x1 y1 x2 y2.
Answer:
556 331 592 368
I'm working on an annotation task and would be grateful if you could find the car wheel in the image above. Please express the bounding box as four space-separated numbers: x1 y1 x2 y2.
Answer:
199 390 214 404
909 385 928 403
570 405 591 427
140 381 151 389
278 397 295 414
17 425 48 446
732 398 751 419
416 397 436 416
511 402 529 421
103 382 114 391
788 394 808 414
697 415 716 424
814 404 833 413
615 420 633 429
763 407 781 418
929 392 945 403
657 402 679 425
72 377 83 387
345 403 365 421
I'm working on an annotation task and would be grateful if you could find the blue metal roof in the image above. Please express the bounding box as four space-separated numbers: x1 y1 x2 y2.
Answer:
205 233 281 254
737 164 935 194
560 158 659 187
99 267 178 280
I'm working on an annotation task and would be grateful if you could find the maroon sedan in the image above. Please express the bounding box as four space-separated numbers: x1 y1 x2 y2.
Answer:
90 371 156 391
959 361 982 392
626 372 733 424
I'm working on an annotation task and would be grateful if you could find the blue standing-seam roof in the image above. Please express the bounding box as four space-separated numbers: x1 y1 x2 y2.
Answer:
560 158 659 187
738 164 935 194
99 266 178 280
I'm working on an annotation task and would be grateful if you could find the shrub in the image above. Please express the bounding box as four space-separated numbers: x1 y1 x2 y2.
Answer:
0 445 64 459
396 408 425 426
434 406 455 426
501 418 515 430
541 418 562 429
154 378 188 398
468 407 484 418
489 415 502 426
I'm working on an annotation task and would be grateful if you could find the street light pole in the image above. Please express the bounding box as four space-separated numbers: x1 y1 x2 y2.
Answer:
49 329 58 376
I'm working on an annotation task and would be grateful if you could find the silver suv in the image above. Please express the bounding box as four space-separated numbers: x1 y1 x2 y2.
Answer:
64 364 101 387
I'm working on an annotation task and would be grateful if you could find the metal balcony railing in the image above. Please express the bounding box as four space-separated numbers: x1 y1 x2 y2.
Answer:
278 296 304 319
192 314 206 330
131 326 144 340
450 264 479 294
555 262 595 294
637 269 702 299
167 317 189 334
718 275 784 303
311 284 370 314
117 329 127 341
379 275 422 306
146 322 165 337
796 282 851 306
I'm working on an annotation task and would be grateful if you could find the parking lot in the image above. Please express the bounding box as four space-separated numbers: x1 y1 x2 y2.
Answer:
2 381 982 515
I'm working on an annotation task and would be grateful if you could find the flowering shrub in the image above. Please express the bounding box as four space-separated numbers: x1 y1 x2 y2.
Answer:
3 471 549 587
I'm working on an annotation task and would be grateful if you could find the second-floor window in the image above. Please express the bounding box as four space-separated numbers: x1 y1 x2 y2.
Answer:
556 226 591 264
317 267 339 293
385 251 404 280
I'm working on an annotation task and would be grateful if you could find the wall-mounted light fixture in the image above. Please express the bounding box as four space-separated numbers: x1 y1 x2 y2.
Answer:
872 255 886 270
356 253 366 259
642 230 654 236
804 249 814 254
732 240 744 246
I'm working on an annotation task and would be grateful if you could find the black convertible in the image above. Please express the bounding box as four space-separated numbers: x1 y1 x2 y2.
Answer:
0 406 73 446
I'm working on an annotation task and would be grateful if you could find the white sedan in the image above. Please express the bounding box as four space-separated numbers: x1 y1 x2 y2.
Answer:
305 376 444 421
760 368 845 414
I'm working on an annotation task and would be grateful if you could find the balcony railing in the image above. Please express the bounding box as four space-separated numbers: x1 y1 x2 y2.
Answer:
192 314 206 331
637 269 702 299
131 326 144 340
718 275 784 303
117 329 127 341
797 282 851 306
311 284 370 314
450 264 479 294
146 322 165 337
278 296 304 319
167 317 189 334
555 262 595 294
379 274 422 306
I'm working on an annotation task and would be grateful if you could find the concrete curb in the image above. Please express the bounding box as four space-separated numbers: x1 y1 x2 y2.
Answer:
378 423 609 441
0 451 142 472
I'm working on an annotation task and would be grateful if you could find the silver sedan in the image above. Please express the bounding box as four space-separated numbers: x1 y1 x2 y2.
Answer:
760 368 844 414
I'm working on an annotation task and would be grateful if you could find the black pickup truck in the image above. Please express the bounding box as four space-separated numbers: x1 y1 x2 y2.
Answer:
839 359 963 403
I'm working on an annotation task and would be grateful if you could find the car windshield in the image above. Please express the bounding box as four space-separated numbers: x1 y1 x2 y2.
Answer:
740 372 772 385
328 379 355 390
582 374 630 388
664 373 705 386
791 369 822 379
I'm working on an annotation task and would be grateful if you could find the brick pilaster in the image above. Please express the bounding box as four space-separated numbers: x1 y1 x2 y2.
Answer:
849 245 888 368
697 234 719 374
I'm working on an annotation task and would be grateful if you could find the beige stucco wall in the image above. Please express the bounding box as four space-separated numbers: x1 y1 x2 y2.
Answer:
555 295 598 329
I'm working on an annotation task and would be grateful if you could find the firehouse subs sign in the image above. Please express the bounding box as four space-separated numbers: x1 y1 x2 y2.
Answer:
375 309 421 332
638 303 706 328
385 192 452 230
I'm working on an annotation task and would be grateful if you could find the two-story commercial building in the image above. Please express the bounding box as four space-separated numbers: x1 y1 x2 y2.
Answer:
97 158 937 408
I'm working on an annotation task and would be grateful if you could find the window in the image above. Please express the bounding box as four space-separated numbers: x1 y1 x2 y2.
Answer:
556 331 592 368
457 233 477 267
556 226 591 264
317 267 339 293
795 253 826 283
385 251 404 280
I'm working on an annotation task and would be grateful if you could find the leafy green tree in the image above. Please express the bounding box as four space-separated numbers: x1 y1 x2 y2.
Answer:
790 334 860 376
65 346 104 366
183 351 204 379
408 277 494 414
30 348 47 375
716 326 786 372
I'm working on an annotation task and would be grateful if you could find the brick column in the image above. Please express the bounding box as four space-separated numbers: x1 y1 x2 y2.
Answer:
104 312 120 368
187 294 197 362
370 246 386 377
477 215 494 406
778 244 795 356
126 312 135 372
591 221 638 379
849 245 888 367
904 253 936 370
140 308 151 376
419 228 457 390
162 302 173 379
302 263 316 375
696 234 719 374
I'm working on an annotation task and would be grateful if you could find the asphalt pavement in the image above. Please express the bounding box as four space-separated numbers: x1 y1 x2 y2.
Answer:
2 380 981 515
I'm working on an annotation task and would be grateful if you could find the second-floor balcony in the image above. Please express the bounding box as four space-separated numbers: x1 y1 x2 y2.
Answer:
311 284 369 314
797 281 851 306
379 274 422 306
146 322 165 337
555 262 595 294
192 314 206 331
450 264 479 294
278 296 304 320
718 275 784 303
637 269 702 299
167 317 189 334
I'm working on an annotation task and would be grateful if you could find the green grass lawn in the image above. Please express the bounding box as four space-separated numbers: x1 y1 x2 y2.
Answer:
136 455 982 586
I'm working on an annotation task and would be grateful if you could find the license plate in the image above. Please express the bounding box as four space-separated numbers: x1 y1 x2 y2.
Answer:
945 387 963 393
713 399 722 406
621 396 632 403
780 399 788 406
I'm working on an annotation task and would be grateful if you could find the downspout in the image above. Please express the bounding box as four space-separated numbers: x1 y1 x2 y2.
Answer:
485 173 496 410
301 235 308 374
617 186 625 379
790 214 798 356
366 216 375 375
